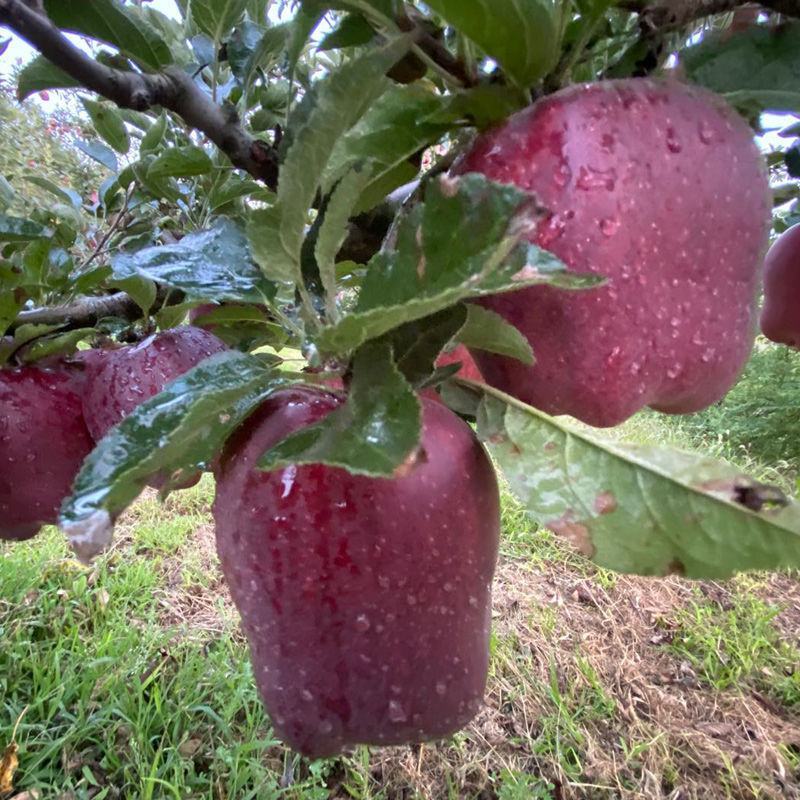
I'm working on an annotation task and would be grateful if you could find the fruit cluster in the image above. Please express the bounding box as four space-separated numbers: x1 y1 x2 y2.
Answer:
1 77 783 759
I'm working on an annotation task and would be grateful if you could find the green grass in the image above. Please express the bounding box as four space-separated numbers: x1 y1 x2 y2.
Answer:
3 410 800 798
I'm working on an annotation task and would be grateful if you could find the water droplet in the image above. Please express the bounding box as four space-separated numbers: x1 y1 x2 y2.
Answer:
666 127 682 153
701 348 715 362
698 121 714 144
666 364 681 379
538 213 566 247
435 682 447 696
388 700 407 723
280 465 297 499
443 582 453 592
377 575 390 589
301 689 313 701
355 613 370 633
576 165 617 192
318 720 333 734
553 162 572 188
406 594 417 606
599 217 620 237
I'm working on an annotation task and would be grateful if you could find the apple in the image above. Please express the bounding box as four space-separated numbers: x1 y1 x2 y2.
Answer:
82 326 227 441
213 388 500 757
436 343 483 382
0 363 94 541
455 78 771 426
760 224 800 349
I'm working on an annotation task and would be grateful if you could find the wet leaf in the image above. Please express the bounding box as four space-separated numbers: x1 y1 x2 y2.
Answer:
112 218 276 304
0 215 52 243
259 340 420 477
61 352 295 528
315 174 595 354
457 304 534 364
190 0 247 42
476 385 800 579
17 55 80 101
147 145 213 179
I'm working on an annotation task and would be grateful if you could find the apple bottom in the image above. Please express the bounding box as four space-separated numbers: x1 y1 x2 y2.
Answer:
214 392 500 757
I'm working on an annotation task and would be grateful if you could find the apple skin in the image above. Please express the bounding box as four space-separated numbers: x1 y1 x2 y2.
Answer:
213 389 500 758
0 363 94 541
82 327 227 441
760 224 800 349
455 78 771 427
436 344 483 382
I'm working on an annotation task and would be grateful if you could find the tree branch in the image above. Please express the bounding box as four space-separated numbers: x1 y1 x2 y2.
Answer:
0 0 279 187
10 287 181 331
621 0 800 30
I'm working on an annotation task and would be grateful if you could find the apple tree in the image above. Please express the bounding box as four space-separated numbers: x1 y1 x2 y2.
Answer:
1 0 800 756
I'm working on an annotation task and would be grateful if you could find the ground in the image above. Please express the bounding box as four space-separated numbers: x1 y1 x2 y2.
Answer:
1 413 800 800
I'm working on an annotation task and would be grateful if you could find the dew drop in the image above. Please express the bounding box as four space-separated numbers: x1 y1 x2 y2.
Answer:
436 682 447 696
599 217 620 237
698 121 714 144
355 613 370 633
388 700 407 723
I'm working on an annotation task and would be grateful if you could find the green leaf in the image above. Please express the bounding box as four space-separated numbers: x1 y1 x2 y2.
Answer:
314 165 373 317
112 218 276 304
318 13 375 51
323 83 451 196
423 0 559 87
43 0 172 70
272 37 409 283
315 173 597 354
0 215 52 243
229 22 289 89
682 21 800 114
387 304 468 387
427 84 528 129
81 99 131 155
259 340 421 477
147 146 214 179
208 174 265 211
457 303 534 364
60 353 294 550
247 204 297 284
18 328 95 364
190 0 247 41
108 275 158 316
17 55 80 101
74 140 119 173
0 177 15 212
23 176 82 208
477 387 800 579
140 112 168 155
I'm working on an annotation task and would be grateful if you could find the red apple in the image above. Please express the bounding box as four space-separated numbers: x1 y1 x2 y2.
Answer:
436 344 484 382
0 363 94 541
82 327 227 441
213 389 500 758
760 224 800 349
455 78 771 426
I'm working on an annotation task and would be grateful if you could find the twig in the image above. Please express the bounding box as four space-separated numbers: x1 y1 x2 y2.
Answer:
619 0 800 30
80 184 133 271
0 0 279 186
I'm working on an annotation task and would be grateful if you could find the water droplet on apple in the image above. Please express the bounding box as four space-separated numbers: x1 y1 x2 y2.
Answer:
599 217 620 237
698 121 715 144
355 613 370 633
435 682 447 696
388 700 407 723
666 127 682 153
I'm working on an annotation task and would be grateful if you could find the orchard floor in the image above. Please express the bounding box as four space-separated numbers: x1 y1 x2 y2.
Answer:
2 416 800 800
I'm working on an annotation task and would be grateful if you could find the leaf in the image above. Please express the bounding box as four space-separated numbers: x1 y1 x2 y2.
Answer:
273 38 409 283
18 328 95 364
0 176 15 212
140 112 168 155
427 84 528 129
323 83 451 196
259 340 421 477
23 176 82 208
208 174 264 211
315 173 597 354
81 99 131 155
190 0 248 42
229 22 289 88
247 204 297 284
387 304 468 387
457 303 534 364
423 0 559 87
314 165 373 317
43 0 172 70
318 13 375 51
682 21 800 114
61 352 294 540
73 139 119 172
147 146 213 179
108 275 158 315
17 55 80 101
0 215 52 243
112 218 276 303
0 742 18 794
190 33 216 64
476 386 800 579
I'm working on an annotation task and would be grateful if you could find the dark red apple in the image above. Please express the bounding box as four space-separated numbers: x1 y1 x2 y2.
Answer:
82 326 227 441
0 363 94 541
213 389 500 758
455 78 771 426
760 224 800 349
436 344 483 383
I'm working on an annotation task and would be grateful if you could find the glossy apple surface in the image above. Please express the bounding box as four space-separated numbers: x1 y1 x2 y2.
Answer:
456 78 771 426
214 389 500 757
760 224 800 349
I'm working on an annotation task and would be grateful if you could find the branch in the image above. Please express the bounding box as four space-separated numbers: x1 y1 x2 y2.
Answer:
0 0 279 187
622 0 800 30
10 287 179 331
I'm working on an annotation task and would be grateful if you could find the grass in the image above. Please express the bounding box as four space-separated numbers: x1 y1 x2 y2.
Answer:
3 406 800 798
